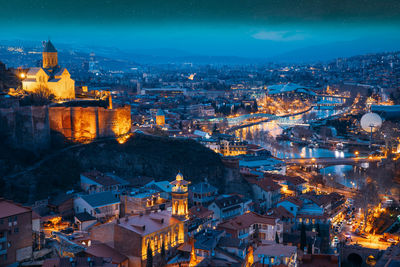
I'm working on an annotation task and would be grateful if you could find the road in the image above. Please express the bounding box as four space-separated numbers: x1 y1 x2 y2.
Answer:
332 207 394 250
287 167 357 198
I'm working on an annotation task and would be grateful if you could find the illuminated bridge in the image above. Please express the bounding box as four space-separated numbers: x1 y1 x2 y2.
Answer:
284 157 382 166
227 113 277 125
227 113 310 127
312 102 343 107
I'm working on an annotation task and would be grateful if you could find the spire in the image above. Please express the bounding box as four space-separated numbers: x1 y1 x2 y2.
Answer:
42 40 58 69
43 40 57 53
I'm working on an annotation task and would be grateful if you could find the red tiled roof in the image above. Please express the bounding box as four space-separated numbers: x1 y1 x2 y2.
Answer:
279 196 303 207
240 170 260 178
86 243 128 264
265 173 306 186
0 198 31 218
42 256 112 267
245 176 281 192
189 206 213 219
32 210 41 220
270 206 295 219
214 194 243 209
218 212 276 231
117 210 181 237
301 254 339 267
301 192 344 207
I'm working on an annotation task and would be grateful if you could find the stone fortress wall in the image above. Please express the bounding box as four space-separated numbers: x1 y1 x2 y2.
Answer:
0 104 131 150
49 105 131 143
0 105 50 150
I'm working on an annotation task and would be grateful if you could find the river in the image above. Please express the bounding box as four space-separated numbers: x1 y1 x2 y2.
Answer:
235 100 366 187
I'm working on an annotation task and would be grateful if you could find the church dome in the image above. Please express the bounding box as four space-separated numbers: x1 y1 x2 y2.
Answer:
176 172 183 181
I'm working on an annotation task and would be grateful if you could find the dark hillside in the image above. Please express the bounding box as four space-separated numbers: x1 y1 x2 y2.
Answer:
1 133 243 203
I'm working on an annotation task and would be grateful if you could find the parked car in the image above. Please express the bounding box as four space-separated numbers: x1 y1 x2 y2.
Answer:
360 233 368 239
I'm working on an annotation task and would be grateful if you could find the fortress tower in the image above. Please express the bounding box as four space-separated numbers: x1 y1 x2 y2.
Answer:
42 40 58 69
156 109 165 126
170 172 190 220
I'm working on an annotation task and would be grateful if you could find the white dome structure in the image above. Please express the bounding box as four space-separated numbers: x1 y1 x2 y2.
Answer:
360 112 382 133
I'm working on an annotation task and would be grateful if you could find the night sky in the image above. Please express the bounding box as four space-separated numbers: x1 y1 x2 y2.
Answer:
1 0 400 59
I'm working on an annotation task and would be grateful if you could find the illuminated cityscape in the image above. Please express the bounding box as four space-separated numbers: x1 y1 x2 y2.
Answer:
1 1 400 267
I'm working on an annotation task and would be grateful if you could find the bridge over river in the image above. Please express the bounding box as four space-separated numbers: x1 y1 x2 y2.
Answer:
284 156 383 166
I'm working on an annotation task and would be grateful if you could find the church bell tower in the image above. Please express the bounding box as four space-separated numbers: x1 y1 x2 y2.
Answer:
170 172 190 220
42 40 58 69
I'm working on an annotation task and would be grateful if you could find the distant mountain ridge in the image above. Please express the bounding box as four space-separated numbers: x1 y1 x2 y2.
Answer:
2 36 400 65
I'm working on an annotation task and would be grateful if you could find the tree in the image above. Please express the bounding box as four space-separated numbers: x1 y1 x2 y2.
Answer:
275 232 279 244
146 242 153 267
161 241 166 258
300 223 307 251
355 179 379 232
380 121 400 156
160 241 166 267
31 84 54 105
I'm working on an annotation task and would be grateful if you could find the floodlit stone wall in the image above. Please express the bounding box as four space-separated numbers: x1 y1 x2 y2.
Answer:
49 105 131 142
0 104 131 150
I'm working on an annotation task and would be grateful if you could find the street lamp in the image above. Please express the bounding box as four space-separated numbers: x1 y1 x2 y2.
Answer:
355 151 359 157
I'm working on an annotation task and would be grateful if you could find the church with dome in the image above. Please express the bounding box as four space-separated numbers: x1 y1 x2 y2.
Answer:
22 40 75 99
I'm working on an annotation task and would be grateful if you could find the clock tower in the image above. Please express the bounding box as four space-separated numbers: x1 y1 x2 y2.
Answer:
170 172 190 220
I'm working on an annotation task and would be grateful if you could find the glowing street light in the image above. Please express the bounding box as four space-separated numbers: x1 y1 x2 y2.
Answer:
355 151 359 157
